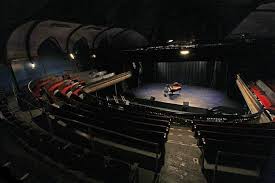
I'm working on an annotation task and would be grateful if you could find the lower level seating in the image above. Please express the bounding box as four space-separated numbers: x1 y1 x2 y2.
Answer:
46 113 164 172
191 119 274 182
201 138 270 166
0 98 139 183
194 123 275 137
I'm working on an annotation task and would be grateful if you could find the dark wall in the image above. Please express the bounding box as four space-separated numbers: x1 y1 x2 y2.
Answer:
1 0 260 60
0 64 13 92
33 0 258 41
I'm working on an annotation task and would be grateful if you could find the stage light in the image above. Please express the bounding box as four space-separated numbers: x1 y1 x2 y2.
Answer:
180 50 190 55
91 54 96 58
31 63 36 69
69 53 75 60
167 40 174 43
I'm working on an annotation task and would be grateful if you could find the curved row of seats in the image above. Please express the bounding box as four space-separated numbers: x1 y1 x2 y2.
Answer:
191 119 275 182
32 75 262 124
250 84 275 111
27 75 172 179
27 74 267 182
1 89 139 183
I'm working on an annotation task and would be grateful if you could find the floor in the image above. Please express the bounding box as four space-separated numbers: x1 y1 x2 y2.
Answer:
160 126 207 183
133 83 241 110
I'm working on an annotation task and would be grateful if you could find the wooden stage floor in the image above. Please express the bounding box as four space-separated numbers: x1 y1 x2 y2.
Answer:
133 83 241 110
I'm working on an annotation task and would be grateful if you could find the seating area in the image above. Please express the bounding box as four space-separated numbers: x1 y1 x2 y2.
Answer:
191 119 275 182
18 75 172 182
0 88 140 183
248 80 275 116
1 72 273 183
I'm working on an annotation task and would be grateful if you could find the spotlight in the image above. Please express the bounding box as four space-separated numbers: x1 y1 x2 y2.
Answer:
91 54 96 58
31 63 36 69
167 40 174 43
180 50 190 55
69 53 75 60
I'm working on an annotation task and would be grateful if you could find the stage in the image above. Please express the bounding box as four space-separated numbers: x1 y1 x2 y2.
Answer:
133 83 241 110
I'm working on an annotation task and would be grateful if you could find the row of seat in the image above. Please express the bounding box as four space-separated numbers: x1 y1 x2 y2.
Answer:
33 74 263 124
1 93 140 183
32 75 263 180
250 84 275 111
35 75 260 125
43 101 168 172
0 103 27 183
191 119 274 182
30 76 172 177
83 94 262 124
36 76 263 129
38 112 161 172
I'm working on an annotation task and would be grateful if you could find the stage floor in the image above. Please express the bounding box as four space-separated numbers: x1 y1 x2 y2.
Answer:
133 83 241 110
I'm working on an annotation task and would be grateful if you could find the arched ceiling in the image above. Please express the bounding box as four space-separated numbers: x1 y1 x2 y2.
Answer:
0 0 271 63
6 20 148 63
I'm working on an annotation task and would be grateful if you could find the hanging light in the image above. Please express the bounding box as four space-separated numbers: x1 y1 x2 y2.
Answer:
69 53 75 60
180 50 190 55
30 63 36 69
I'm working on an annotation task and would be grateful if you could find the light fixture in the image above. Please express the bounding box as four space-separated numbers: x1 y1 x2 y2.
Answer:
91 54 96 58
69 53 75 60
31 63 36 69
167 40 174 43
180 50 190 55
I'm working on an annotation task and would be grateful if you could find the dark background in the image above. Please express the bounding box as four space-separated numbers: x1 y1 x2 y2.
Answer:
1 0 269 56
1 0 275 97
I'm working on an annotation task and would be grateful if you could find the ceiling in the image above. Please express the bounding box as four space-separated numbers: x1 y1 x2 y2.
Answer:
0 0 271 62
